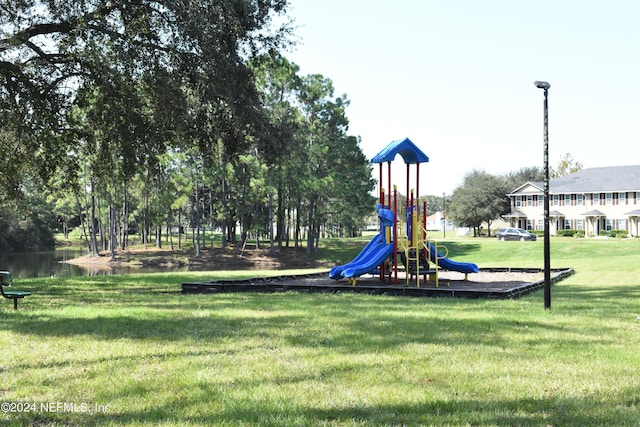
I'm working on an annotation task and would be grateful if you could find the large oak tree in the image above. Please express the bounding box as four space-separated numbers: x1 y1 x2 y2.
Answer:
0 0 290 195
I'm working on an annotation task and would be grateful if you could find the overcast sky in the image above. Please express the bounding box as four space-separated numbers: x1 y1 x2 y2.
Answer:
282 0 640 196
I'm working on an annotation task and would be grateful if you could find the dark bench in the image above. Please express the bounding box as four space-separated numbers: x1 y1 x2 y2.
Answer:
0 271 31 310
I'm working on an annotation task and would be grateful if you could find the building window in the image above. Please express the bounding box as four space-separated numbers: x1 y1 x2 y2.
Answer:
515 196 521 207
619 192 626 205
576 219 584 230
606 219 612 231
618 219 626 230
577 194 584 206
553 194 559 206
593 193 600 205
606 193 613 205
537 219 543 230
564 194 571 206
527 195 533 206
526 220 533 230
564 219 571 229
537 195 543 206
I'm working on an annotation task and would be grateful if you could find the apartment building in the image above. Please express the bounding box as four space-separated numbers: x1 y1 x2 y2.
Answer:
505 165 640 237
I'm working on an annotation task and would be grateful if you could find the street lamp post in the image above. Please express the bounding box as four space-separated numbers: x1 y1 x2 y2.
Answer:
442 193 446 238
534 80 551 310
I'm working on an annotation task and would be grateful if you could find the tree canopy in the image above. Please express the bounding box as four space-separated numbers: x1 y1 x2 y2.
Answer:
551 153 583 178
0 3 377 253
448 170 510 237
1 0 290 192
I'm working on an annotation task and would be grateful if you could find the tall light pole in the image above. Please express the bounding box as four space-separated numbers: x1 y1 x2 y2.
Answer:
442 192 446 238
534 80 551 310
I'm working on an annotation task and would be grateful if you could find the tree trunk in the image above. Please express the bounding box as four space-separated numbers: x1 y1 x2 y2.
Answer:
121 181 128 250
285 206 290 248
74 191 91 254
177 209 182 250
109 204 116 261
269 193 275 255
221 158 227 252
306 197 315 255
276 185 286 248
195 175 201 256
89 176 99 257
168 212 174 251
295 199 301 250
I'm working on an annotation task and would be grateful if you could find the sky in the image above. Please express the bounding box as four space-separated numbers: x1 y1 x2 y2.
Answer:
281 0 640 197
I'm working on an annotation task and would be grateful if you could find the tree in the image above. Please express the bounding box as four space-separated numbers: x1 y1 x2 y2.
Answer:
249 53 303 247
1 0 380 256
551 153 583 178
504 166 544 192
252 56 376 249
424 194 448 216
448 170 510 237
297 74 352 253
227 152 271 245
0 186 56 252
324 135 376 237
0 0 291 198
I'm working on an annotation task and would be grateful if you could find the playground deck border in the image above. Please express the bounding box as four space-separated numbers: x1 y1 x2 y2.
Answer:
181 267 574 299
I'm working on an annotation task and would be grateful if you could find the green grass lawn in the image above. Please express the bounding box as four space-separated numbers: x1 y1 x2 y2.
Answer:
1 237 640 426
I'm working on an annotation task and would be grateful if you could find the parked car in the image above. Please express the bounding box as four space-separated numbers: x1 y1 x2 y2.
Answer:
496 228 537 241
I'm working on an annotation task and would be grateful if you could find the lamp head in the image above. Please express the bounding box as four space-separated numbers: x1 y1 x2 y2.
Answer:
534 81 550 90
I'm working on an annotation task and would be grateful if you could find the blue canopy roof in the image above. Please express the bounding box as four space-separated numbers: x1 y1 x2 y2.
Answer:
370 138 429 164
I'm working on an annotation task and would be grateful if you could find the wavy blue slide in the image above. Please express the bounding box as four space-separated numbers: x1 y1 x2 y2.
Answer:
329 232 394 280
341 241 394 279
427 242 479 274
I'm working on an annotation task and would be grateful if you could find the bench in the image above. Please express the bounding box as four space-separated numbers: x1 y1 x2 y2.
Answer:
0 271 32 310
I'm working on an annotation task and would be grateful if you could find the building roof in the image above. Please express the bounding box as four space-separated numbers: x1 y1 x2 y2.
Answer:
582 209 606 217
503 210 526 218
508 182 543 195
370 137 429 164
550 165 640 193
509 166 640 195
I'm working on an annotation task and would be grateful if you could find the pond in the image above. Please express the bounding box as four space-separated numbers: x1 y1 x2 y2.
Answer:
0 248 190 279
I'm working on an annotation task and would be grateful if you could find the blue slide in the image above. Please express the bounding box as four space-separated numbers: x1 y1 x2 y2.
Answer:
330 205 396 280
329 232 394 280
427 242 479 274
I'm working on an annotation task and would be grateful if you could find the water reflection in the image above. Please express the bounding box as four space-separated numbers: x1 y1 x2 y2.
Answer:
0 248 191 279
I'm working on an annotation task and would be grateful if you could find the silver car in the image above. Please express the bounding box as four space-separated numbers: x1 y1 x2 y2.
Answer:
496 228 537 241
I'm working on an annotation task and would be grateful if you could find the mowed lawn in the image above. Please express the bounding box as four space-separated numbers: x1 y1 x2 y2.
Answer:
1 237 640 426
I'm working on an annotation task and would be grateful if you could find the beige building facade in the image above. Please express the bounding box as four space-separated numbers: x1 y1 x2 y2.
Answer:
505 165 640 237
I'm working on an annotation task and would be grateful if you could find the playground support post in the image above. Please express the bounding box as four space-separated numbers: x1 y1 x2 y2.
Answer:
380 188 386 281
535 80 551 310
422 199 428 285
393 186 398 284
387 161 392 208
416 163 420 203
406 164 410 208
379 164 383 204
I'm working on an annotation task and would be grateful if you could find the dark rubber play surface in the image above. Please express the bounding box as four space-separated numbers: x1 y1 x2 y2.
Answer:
182 267 574 299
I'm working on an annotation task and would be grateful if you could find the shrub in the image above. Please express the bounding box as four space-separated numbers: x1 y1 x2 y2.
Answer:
556 229 585 237
609 229 629 238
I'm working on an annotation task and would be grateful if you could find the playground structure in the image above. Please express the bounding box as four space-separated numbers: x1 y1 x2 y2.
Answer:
329 138 479 286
